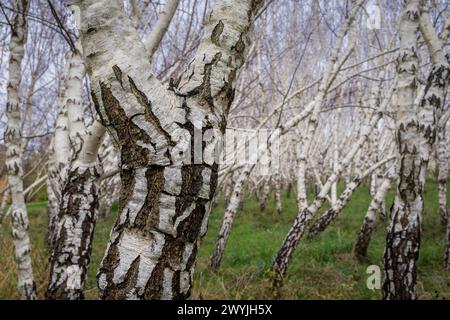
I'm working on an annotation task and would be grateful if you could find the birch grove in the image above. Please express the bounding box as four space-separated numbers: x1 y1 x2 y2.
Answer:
0 0 449 300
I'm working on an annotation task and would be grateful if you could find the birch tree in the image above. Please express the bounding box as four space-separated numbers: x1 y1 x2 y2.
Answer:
3 0 37 300
382 0 450 299
73 0 264 300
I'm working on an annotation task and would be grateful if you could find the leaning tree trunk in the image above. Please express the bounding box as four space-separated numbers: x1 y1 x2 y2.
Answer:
382 2 449 299
4 0 36 300
76 0 263 300
210 171 248 269
210 103 314 269
353 166 396 262
445 211 450 268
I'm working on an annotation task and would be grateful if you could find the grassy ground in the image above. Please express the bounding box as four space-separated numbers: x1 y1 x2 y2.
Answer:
1 179 449 299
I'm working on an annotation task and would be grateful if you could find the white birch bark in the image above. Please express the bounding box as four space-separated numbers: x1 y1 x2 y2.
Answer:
4 0 37 300
210 102 315 269
437 120 448 226
75 0 263 299
382 1 450 299
47 60 71 247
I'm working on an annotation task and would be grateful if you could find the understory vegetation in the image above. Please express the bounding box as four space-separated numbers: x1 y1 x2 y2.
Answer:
1 178 449 300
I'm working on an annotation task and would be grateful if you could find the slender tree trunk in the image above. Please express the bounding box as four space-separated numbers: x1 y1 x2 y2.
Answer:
210 105 314 269
436 124 448 226
144 0 180 61
4 0 36 300
271 0 366 289
445 210 450 268
210 175 247 269
259 177 270 211
47 62 71 247
353 166 396 262
274 172 282 214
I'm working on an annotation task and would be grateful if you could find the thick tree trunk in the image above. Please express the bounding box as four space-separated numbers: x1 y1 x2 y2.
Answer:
307 158 395 238
4 0 37 300
382 2 449 299
77 0 263 299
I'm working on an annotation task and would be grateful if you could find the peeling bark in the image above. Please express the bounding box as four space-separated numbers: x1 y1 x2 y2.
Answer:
382 1 450 299
76 0 263 299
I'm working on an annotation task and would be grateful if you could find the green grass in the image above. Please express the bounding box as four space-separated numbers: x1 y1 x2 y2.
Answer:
1 179 449 299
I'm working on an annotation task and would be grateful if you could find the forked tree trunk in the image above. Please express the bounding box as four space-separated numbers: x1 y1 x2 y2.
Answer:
4 0 36 300
382 2 449 299
76 0 263 299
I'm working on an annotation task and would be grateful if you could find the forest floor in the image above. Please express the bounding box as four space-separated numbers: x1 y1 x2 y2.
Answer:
1 178 449 299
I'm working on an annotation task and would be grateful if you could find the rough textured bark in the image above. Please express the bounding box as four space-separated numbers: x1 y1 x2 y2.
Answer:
46 164 100 299
47 120 105 299
382 1 450 300
4 0 37 300
76 0 263 299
